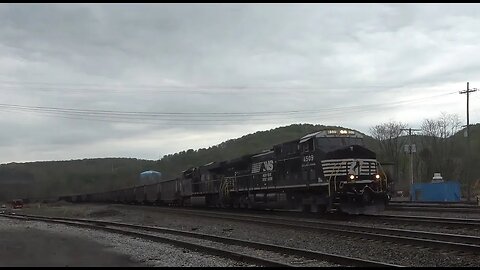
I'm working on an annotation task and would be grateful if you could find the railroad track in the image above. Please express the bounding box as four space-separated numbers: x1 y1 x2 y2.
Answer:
363 213 480 228
0 213 398 267
113 206 480 254
184 206 480 229
388 201 478 207
386 204 480 213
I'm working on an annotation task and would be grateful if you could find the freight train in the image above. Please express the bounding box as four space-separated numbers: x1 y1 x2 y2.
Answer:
59 128 390 214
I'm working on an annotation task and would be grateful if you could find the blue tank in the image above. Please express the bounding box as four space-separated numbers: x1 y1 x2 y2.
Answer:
139 170 162 185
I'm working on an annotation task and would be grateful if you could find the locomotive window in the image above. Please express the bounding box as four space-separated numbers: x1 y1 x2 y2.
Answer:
317 137 364 152
302 140 314 153
303 144 309 152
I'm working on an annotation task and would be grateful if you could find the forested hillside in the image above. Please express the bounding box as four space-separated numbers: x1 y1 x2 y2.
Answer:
0 124 372 200
0 123 477 201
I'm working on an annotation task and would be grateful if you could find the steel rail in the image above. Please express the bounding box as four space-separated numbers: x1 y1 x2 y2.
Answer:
110 206 480 254
386 205 480 213
363 214 480 228
0 213 400 267
0 214 290 267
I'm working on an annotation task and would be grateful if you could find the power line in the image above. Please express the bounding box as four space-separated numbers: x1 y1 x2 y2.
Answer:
0 93 458 121
0 91 458 125
0 79 411 91
0 91 457 118
0 80 452 95
0 85 410 96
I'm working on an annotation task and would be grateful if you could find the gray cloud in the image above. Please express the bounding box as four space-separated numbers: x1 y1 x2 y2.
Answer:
0 4 479 163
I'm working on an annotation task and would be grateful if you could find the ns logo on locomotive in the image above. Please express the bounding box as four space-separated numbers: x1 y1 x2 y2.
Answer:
62 129 390 215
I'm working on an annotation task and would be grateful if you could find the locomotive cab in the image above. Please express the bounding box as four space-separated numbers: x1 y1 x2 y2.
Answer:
301 129 390 214
324 145 389 214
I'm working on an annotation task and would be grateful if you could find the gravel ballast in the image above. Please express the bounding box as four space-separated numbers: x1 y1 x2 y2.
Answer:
20 203 480 267
0 216 252 267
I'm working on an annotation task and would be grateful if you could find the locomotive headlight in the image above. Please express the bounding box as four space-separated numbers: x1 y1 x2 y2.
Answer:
375 174 381 179
349 175 355 180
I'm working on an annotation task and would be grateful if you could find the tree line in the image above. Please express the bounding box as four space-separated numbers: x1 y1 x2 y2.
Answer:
370 112 480 200
0 120 477 201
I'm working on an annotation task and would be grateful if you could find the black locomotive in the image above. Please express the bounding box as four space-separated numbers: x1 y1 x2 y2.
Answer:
60 128 390 214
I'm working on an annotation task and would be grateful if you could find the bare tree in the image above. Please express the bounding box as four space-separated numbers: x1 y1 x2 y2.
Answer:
419 112 462 182
370 121 408 187
438 112 462 139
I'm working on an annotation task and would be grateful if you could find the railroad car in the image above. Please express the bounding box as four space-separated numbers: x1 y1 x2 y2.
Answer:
134 186 145 203
124 188 136 204
144 183 161 204
60 128 389 214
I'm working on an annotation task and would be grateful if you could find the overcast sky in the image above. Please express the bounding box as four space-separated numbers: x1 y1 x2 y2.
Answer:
1 3 479 163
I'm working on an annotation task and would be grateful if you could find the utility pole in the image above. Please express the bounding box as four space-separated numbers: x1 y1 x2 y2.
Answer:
401 128 421 188
459 82 478 201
